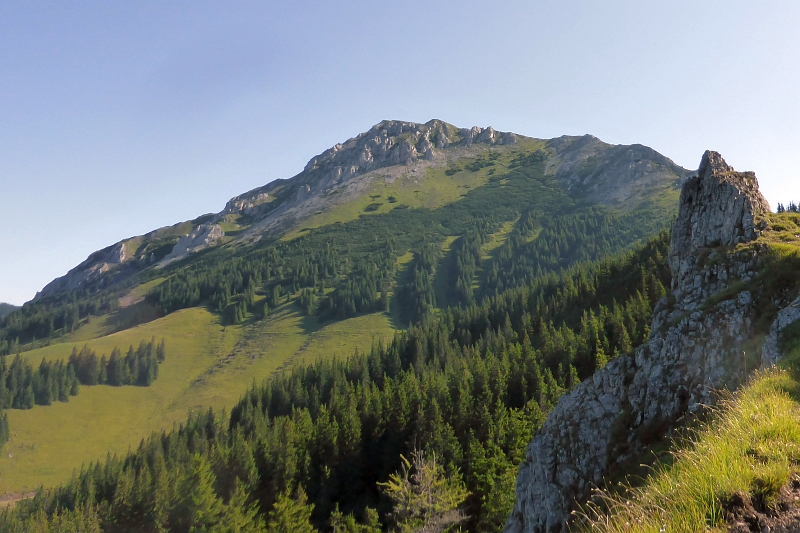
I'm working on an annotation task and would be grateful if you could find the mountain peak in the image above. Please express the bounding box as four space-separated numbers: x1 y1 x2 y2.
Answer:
301 119 518 176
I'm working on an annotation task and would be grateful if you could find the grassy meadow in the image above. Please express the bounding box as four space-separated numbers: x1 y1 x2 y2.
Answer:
0 302 395 494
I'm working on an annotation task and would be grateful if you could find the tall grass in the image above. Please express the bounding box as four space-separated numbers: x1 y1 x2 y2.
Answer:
581 369 800 532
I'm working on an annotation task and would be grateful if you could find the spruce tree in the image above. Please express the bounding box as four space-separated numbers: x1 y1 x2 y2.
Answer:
172 454 224 531
210 480 266 533
266 488 316 533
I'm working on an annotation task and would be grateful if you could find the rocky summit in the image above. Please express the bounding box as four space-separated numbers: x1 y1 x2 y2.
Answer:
504 151 774 533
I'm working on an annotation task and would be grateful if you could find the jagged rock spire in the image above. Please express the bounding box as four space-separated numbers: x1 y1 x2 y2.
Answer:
668 151 770 290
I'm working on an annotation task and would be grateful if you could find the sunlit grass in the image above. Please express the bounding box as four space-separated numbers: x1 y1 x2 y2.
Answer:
582 369 800 533
0 305 395 494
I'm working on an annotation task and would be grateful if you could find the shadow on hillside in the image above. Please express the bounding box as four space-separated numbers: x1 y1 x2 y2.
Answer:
106 300 162 334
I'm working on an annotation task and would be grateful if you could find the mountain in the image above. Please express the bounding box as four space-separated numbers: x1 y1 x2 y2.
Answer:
0 303 18 318
2 148 797 533
0 120 692 523
34 120 687 300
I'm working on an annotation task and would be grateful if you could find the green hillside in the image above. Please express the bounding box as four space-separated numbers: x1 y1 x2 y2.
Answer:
1 305 394 493
0 123 688 530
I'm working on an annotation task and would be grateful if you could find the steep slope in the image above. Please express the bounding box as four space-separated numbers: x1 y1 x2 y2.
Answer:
584 369 800 532
503 151 800 533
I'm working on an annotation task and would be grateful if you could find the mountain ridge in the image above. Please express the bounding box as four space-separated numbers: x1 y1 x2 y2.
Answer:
32 120 687 302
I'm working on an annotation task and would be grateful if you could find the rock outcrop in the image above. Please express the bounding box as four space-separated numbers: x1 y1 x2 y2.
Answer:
237 120 521 237
669 150 770 292
223 192 270 216
762 294 800 366
37 241 134 298
301 120 517 184
157 223 224 268
504 151 771 533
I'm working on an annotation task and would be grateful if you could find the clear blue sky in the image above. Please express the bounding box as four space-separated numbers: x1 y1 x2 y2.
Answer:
2 1 799 305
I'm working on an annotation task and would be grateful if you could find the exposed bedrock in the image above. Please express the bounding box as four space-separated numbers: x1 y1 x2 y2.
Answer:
504 151 772 533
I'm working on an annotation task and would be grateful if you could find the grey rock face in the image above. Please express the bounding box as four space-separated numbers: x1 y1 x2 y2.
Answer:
223 192 270 216
157 223 224 268
37 241 134 298
238 120 521 238
504 153 771 533
299 119 516 189
669 151 770 293
762 294 800 366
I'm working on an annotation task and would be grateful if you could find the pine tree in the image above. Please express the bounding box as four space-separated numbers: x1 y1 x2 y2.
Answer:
156 339 166 362
172 454 224 531
330 506 381 533
379 450 469 533
21 382 34 409
0 411 9 447
266 488 316 533
209 480 266 533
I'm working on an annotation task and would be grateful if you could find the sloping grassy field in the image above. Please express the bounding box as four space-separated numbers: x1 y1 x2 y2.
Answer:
584 369 800 532
0 304 395 494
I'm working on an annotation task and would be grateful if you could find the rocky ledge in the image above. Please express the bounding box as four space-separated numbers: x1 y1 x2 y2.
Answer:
504 151 774 533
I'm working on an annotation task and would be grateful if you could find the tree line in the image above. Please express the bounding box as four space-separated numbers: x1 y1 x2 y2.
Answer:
68 338 166 387
0 338 166 453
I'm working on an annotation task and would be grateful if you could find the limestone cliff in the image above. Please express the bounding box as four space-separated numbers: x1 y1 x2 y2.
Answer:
504 151 771 533
157 223 224 268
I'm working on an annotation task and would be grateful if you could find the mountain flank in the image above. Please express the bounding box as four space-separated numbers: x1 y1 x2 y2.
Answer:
0 120 696 530
503 151 799 533
0 304 18 319
33 119 686 301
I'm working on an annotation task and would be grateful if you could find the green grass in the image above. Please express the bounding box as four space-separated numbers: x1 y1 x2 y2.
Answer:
582 369 800 532
125 278 166 301
0 305 395 494
282 140 545 240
